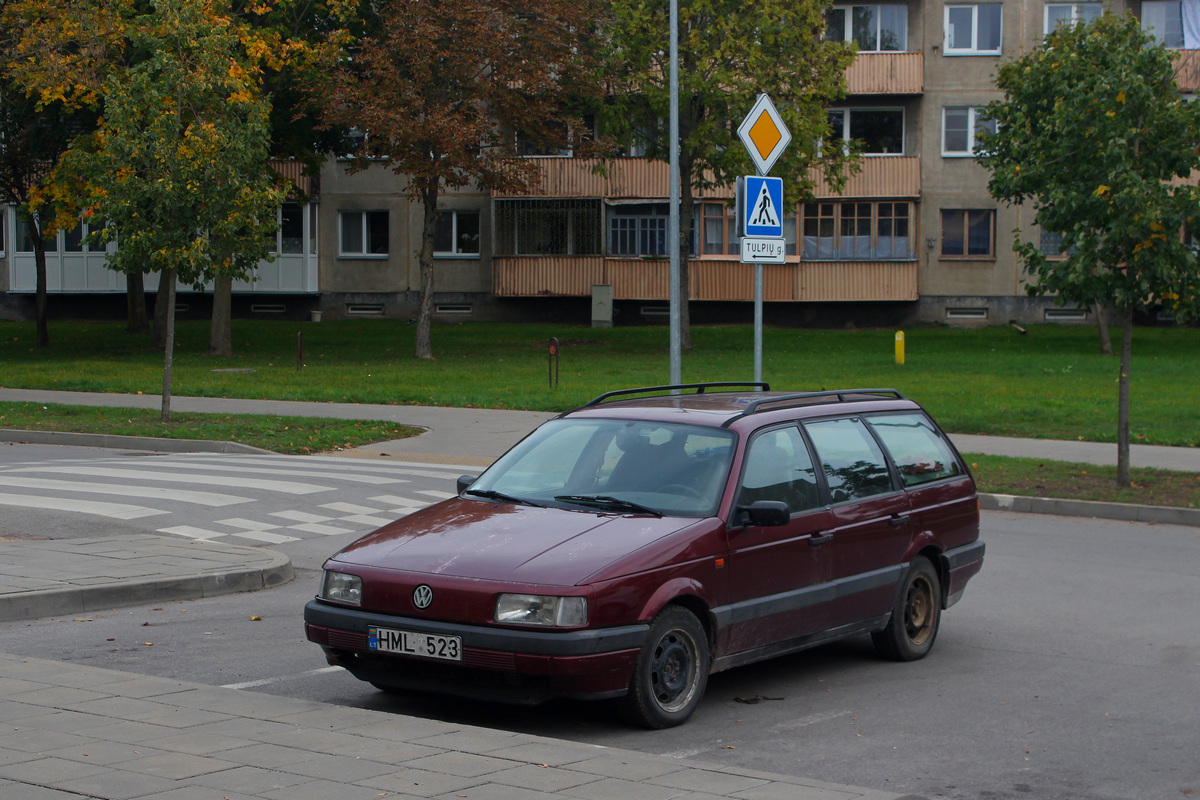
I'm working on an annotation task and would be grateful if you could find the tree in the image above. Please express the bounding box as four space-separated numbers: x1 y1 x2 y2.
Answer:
63 0 284 420
979 13 1200 486
5 0 355 354
322 0 603 359
601 0 856 348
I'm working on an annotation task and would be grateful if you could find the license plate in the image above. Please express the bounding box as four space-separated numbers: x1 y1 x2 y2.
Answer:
368 626 462 662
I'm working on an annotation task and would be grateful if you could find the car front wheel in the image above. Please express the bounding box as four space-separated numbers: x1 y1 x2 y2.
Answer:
872 556 942 661
624 605 709 729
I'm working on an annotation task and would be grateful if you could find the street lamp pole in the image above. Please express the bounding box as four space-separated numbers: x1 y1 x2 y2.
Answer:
668 0 682 386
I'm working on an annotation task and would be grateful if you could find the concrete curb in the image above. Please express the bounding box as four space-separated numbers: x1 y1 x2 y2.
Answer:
0 535 295 623
0 428 274 454
980 492 1200 527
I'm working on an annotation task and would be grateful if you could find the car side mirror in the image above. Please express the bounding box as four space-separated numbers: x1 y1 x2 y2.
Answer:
736 500 789 528
456 475 478 494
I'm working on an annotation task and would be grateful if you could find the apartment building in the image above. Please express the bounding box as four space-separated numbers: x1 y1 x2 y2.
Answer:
1 0 1194 326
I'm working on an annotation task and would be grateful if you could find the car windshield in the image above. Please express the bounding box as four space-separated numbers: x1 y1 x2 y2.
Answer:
466 418 736 517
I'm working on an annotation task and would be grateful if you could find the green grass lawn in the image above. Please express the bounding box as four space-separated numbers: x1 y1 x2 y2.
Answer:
2 319 1196 446
0 401 420 455
2 319 1198 508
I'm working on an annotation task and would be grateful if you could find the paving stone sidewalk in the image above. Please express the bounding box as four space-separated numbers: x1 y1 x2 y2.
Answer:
0 652 917 800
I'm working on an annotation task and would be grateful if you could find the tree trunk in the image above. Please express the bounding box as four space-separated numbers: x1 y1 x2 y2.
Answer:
27 214 50 347
414 180 438 360
1115 308 1133 487
208 273 233 356
151 276 171 350
126 271 150 333
161 269 177 423
1094 303 1113 356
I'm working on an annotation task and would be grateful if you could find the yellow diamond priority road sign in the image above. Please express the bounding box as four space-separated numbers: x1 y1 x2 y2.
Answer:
737 94 791 176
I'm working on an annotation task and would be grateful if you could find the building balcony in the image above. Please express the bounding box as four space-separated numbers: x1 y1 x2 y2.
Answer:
1173 49 1200 92
810 156 920 199
844 52 924 95
493 256 918 303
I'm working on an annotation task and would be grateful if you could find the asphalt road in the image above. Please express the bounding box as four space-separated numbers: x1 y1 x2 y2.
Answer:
1 444 1198 800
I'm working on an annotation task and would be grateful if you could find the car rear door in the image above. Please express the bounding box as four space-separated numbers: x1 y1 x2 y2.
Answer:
801 416 913 629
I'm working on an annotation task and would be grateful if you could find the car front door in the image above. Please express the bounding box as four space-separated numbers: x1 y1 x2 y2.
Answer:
721 425 834 656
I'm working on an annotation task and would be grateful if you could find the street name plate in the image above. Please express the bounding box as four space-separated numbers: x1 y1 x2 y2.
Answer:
740 237 787 264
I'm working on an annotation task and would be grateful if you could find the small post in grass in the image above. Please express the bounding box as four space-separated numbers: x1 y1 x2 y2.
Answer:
548 337 560 388
895 331 905 366
297 331 303 371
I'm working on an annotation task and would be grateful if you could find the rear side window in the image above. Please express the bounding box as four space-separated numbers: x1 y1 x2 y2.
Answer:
867 413 963 487
804 417 895 503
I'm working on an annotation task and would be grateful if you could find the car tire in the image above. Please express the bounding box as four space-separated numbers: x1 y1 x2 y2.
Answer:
624 605 710 729
872 556 941 662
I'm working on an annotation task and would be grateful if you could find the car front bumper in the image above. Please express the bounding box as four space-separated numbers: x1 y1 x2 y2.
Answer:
304 599 648 702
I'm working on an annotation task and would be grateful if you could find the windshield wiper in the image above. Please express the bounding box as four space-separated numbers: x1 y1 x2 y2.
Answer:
554 494 664 517
464 489 543 508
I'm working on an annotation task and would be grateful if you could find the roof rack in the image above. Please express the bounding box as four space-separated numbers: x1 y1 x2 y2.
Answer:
722 388 905 426
577 382 771 410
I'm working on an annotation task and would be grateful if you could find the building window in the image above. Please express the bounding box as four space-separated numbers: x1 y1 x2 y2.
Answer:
1044 2 1102 33
700 202 738 256
266 204 305 254
0 208 4 255
944 4 1002 54
16 215 58 254
608 203 668 257
802 201 914 260
1142 1 1184 48
827 5 908 52
435 210 481 257
942 107 996 156
828 108 904 155
494 199 602 256
1039 229 1077 258
941 209 995 258
340 210 389 256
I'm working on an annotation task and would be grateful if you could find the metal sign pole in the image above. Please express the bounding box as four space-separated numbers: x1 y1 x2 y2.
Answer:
668 0 682 386
754 264 763 383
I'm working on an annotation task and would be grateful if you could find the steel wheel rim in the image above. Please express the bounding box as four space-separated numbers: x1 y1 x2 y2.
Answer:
904 574 935 646
649 628 699 712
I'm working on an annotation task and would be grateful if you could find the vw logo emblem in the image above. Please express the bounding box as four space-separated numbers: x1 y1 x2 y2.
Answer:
412 585 434 610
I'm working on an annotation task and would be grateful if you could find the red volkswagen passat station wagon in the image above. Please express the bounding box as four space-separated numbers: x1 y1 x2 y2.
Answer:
305 384 985 728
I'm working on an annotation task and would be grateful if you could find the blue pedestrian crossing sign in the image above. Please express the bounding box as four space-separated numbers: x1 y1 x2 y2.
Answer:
742 176 784 238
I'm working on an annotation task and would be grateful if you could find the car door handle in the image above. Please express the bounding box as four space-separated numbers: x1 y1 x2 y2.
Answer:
809 532 833 546
889 515 911 528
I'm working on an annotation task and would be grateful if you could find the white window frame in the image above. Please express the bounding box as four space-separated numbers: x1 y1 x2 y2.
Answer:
338 210 389 258
434 210 481 258
1043 2 1102 33
827 5 908 52
941 107 995 156
944 4 1003 55
1142 0 1184 48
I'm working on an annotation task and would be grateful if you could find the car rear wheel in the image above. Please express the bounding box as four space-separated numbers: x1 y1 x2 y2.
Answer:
872 556 941 661
624 606 709 729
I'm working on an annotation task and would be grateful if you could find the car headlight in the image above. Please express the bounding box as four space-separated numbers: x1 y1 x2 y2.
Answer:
320 571 362 606
495 594 587 627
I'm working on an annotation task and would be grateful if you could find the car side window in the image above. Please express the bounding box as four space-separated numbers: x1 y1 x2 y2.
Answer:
867 413 963 487
738 427 821 514
803 417 895 503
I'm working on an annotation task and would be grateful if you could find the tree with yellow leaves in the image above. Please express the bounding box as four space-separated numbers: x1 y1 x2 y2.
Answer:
61 0 284 420
979 14 1200 486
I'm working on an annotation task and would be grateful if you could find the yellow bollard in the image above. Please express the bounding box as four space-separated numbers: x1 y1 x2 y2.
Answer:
895 331 905 365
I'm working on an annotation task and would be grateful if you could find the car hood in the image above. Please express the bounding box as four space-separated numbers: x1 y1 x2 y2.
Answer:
329 497 704 586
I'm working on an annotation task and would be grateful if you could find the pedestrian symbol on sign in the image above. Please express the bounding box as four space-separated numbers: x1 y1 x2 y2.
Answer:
751 184 779 228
